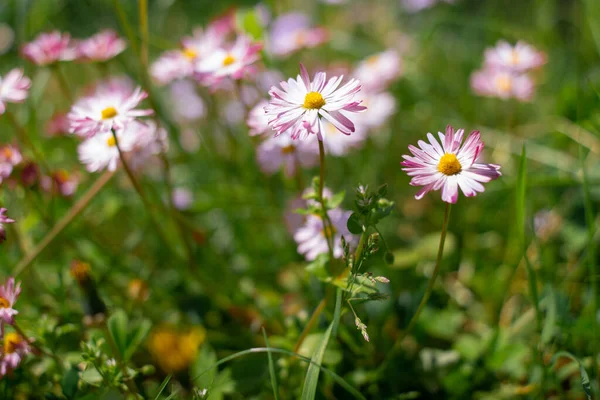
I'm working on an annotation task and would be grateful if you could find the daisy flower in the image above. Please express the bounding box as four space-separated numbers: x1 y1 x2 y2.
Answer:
268 13 327 57
194 35 262 88
470 68 534 101
353 91 397 129
484 40 546 72
0 277 20 324
401 125 502 203
353 50 402 92
0 69 31 114
76 30 126 62
247 100 272 136
294 208 354 261
127 120 168 170
266 64 366 140
21 31 75 65
0 145 22 184
321 120 367 156
0 332 32 377
256 133 319 176
77 128 136 172
68 83 152 138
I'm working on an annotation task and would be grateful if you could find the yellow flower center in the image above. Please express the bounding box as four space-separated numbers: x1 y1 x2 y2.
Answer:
295 31 306 46
106 136 117 147
510 49 520 66
55 169 69 183
222 54 236 66
101 106 118 120
495 75 512 93
437 153 462 175
182 48 197 60
321 225 336 238
0 297 10 308
4 333 22 354
2 147 12 159
366 55 380 66
281 145 296 154
303 91 325 109
71 260 91 283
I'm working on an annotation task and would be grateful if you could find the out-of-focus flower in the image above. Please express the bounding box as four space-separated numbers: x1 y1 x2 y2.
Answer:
148 326 206 373
268 13 327 57
354 91 396 129
68 84 152 138
401 125 501 203
0 69 31 114
294 208 354 261
353 50 402 92
484 41 546 72
41 169 79 197
194 35 262 88
247 100 272 136
21 31 75 65
70 260 92 285
256 133 319 176
321 120 367 156
77 128 135 172
266 64 366 140
402 0 454 12
169 80 206 122
127 120 168 170
45 112 71 136
150 51 197 86
20 162 39 187
0 332 32 376
470 68 534 101
0 277 20 324
76 30 126 62
0 145 22 184
172 188 193 211
128 278 150 302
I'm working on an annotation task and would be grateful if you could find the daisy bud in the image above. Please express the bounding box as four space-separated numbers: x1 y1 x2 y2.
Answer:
375 276 390 283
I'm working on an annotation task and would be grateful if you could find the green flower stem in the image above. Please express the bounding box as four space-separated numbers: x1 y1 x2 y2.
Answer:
13 170 115 276
292 298 327 354
138 0 149 69
317 139 335 267
378 202 452 375
52 64 73 103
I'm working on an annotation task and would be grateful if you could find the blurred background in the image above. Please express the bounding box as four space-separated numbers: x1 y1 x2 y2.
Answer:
0 0 599 399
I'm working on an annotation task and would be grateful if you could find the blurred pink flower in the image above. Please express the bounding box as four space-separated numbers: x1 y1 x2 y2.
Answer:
256 133 319 176
127 120 168 170
0 69 31 114
21 31 75 65
0 277 20 323
484 40 546 72
354 91 397 129
68 84 152 138
247 100 272 136
353 50 402 92
321 120 367 156
266 64 366 140
0 332 32 377
401 125 501 203
402 0 454 12
172 188 193 210
470 68 534 101
294 208 354 261
45 112 71 136
0 145 22 184
169 80 206 122
77 128 136 172
41 170 79 197
194 35 262 88
76 30 126 62
268 13 327 57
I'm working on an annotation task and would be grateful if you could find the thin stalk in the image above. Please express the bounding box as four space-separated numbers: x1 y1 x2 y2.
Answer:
112 0 140 58
138 0 149 68
317 139 335 265
378 203 452 375
104 322 139 397
13 171 114 276
293 298 327 354
52 65 73 103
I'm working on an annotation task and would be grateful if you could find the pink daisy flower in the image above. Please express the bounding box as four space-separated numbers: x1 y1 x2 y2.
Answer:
294 208 355 261
268 13 328 57
168 80 206 122
0 145 22 184
256 133 319 176
401 125 501 204
0 69 31 114
0 277 20 323
194 35 262 88
266 64 366 140
353 50 402 92
0 332 32 377
21 31 75 65
484 40 546 72
470 68 534 101
150 51 198 86
76 30 126 62
247 100 272 136
77 128 136 172
68 82 152 138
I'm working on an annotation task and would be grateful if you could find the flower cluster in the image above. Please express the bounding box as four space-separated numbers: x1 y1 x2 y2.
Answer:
0 277 32 376
471 40 546 101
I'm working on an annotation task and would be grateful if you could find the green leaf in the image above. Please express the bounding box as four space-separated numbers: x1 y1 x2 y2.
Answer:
236 8 264 40
124 318 152 362
153 374 172 400
551 352 592 400
301 322 334 400
107 309 128 359
347 213 363 235
61 365 79 400
262 328 280 400
327 191 346 209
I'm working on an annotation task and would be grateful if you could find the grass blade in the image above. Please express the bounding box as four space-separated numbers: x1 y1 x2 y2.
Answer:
153 374 172 400
552 352 592 400
262 328 280 400
301 322 334 400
